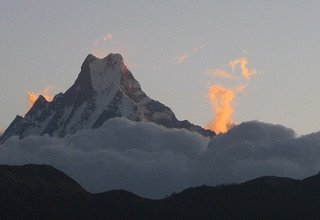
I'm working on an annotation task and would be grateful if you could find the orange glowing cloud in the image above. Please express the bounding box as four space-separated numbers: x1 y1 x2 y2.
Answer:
206 56 256 133
27 86 54 110
205 68 237 80
207 85 240 133
207 85 235 133
229 57 256 80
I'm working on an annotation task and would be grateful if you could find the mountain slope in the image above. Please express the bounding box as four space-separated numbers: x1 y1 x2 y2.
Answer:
0 164 90 219
0 54 214 143
1 164 320 219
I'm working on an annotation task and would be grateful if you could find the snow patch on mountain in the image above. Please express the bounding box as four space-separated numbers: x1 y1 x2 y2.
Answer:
89 58 121 93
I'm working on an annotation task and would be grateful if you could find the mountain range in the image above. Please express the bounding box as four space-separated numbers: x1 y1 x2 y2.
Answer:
1 164 319 220
0 53 214 144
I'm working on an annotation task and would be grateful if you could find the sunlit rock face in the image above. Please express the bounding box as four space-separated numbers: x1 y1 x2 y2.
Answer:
0 54 214 143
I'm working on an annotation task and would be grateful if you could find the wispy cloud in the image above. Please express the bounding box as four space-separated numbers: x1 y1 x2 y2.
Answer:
103 33 112 42
205 56 256 133
173 53 189 64
204 68 237 80
91 33 113 58
173 46 202 64
229 57 256 80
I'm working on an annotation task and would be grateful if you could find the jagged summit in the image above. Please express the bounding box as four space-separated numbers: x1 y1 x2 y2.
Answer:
73 53 126 92
84 53 125 70
0 53 214 143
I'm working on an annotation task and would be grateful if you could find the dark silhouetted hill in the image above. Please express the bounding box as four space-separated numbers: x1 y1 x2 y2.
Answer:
0 164 320 219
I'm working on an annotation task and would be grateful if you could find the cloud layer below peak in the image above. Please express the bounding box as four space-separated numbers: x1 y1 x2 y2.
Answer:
0 118 319 198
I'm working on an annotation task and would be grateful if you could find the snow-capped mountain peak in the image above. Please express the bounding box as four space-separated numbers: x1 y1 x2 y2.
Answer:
0 54 215 143
89 53 126 92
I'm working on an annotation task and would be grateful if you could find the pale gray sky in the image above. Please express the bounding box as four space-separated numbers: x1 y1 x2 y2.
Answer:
1 0 319 135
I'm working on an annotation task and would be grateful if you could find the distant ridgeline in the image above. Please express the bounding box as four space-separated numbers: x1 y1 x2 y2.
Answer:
0 164 320 219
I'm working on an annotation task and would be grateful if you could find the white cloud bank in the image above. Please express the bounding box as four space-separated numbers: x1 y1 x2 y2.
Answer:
0 118 320 198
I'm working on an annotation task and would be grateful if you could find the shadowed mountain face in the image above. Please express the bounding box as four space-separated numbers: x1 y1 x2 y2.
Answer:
0 164 89 219
0 164 84 192
1 164 320 220
0 54 214 143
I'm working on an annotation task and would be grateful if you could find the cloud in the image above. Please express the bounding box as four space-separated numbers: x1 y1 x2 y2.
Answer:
103 33 112 42
205 68 237 80
207 84 236 133
91 33 113 58
0 118 320 199
229 57 256 80
173 53 189 64
206 56 256 133
173 46 202 64
200 121 320 185
0 118 208 198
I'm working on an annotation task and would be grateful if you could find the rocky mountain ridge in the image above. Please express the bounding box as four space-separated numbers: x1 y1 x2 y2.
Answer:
0 53 214 143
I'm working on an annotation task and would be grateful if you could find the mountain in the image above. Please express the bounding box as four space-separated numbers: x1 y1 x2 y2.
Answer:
0 164 90 219
1 164 320 219
0 54 214 143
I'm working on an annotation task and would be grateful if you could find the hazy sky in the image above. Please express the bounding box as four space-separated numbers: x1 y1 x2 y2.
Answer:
1 0 319 135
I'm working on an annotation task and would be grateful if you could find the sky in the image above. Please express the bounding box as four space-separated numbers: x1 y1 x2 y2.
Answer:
1 0 319 135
